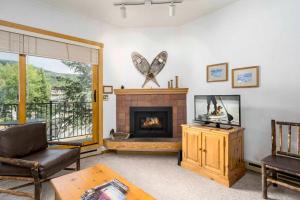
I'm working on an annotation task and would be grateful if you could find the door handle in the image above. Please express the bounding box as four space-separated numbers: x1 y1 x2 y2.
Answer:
93 90 97 102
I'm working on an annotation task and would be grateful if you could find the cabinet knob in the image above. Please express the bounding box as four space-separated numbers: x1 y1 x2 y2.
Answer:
203 149 207 153
199 148 202 151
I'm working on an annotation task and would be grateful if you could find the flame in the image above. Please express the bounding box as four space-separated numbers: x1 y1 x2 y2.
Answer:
142 117 161 128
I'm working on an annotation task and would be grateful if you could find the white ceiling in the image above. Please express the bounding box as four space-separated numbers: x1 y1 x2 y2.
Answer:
39 0 239 27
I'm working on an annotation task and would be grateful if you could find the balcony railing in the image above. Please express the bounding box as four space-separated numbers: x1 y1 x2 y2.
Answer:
0 103 18 122
0 101 92 141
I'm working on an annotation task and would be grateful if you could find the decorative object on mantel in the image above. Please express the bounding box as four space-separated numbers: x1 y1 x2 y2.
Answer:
121 85 125 89
131 51 168 88
103 85 113 94
168 81 171 88
175 76 179 88
207 63 228 82
109 129 130 140
232 66 259 88
170 80 174 88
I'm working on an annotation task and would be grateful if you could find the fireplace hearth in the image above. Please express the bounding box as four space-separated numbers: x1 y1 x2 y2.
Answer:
130 107 172 138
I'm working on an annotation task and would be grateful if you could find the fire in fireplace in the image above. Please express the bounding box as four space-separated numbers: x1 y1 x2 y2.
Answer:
141 117 162 129
130 107 172 138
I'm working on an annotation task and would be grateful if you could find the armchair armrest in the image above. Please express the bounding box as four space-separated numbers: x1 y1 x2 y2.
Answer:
0 156 39 169
47 141 83 147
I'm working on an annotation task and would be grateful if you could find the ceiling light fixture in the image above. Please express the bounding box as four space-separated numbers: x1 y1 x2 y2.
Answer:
120 4 127 18
145 0 152 6
114 0 183 18
169 2 175 17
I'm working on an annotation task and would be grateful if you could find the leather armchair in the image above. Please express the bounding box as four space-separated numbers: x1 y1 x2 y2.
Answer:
0 123 82 200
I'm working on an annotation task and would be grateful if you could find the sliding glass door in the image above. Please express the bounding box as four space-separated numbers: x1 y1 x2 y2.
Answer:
0 52 99 145
25 56 96 143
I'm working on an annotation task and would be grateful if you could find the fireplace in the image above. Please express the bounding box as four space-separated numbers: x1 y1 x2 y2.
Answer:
116 89 188 138
130 107 173 138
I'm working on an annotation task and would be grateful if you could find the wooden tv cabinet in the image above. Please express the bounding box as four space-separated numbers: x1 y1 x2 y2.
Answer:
181 124 245 187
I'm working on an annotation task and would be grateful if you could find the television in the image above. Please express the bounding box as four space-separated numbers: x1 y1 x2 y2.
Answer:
194 95 241 127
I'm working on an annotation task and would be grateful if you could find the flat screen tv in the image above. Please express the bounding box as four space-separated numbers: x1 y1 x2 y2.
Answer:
194 95 241 127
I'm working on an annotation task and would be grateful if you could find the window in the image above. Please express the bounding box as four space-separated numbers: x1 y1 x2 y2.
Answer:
0 52 19 123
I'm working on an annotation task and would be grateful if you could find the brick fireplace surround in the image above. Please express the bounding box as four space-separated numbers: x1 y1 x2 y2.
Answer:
115 88 188 138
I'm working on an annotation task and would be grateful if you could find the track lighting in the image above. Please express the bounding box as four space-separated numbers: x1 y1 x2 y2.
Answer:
169 2 175 17
114 0 183 18
120 4 126 18
145 0 152 6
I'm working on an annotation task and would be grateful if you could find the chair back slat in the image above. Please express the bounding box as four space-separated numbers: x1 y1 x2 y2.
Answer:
271 120 276 156
288 125 292 153
273 120 300 158
279 124 283 151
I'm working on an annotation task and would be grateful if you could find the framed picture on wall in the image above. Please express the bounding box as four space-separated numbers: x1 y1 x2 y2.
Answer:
207 63 228 82
103 85 113 94
232 66 260 88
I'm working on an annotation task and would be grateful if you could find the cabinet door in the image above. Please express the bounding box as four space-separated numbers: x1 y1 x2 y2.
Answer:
201 132 225 175
183 128 201 165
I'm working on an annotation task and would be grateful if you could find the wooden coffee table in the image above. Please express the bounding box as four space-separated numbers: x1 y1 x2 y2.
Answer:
51 164 155 200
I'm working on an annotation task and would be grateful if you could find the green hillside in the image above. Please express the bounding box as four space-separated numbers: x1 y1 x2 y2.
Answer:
0 59 86 104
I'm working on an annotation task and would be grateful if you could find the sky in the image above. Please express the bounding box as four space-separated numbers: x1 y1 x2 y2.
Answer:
0 52 76 74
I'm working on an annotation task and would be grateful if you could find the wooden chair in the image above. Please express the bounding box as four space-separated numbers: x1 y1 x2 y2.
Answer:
261 120 300 199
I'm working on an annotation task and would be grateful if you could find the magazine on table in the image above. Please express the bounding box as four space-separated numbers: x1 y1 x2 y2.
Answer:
81 179 128 200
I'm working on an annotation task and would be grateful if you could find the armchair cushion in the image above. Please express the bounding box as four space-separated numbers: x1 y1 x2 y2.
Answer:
0 123 48 158
0 148 80 179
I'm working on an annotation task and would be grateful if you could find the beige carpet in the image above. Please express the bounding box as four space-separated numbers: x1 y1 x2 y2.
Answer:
0 153 299 200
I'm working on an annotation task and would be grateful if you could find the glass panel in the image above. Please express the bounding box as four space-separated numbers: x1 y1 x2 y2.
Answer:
0 52 19 126
26 56 93 142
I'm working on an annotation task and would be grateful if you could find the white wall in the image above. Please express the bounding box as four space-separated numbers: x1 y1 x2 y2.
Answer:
0 0 115 41
179 0 300 162
1 0 300 163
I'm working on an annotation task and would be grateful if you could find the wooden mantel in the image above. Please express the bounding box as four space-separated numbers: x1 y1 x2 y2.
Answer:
114 88 189 95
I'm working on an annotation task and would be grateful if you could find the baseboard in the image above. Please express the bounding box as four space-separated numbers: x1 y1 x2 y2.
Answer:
245 161 261 173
